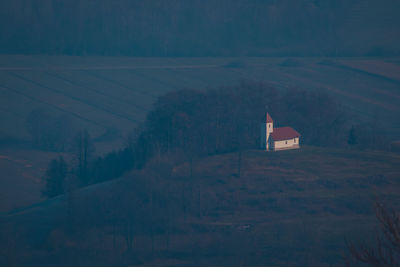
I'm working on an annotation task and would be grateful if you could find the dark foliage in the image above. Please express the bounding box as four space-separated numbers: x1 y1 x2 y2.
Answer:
90 146 135 184
347 122 389 151
44 132 136 192
52 82 389 192
134 82 347 164
60 161 179 256
71 83 351 188
42 156 68 198
1 0 399 56
72 129 95 186
348 125 358 146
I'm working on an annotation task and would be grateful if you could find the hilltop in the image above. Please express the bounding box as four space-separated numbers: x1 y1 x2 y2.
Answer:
1 55 400 213
2 146 400 266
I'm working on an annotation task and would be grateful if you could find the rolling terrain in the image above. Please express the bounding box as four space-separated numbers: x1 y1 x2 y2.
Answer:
1 146 400 266
1 55 400 212
1 56 399 141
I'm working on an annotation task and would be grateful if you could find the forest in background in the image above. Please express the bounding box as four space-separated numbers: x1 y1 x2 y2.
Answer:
1 1 400 264
36 82 388 199
1 0 400 56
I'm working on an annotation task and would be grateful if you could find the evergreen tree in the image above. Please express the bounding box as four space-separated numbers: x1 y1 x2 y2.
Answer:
347 125 357 146
42 156 68 198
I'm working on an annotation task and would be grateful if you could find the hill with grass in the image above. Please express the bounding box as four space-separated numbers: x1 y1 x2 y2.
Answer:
1 55 400 213
1 146 400 266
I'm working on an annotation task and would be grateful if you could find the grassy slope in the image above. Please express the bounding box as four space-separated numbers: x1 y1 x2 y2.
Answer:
1 55 400 212
2 146 400 266
0 149 68 212
180 146 400 265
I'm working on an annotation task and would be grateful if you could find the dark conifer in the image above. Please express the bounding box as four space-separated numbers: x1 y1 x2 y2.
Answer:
42 156 68 198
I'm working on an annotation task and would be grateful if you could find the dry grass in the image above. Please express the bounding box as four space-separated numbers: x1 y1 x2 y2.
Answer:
0 149 66 212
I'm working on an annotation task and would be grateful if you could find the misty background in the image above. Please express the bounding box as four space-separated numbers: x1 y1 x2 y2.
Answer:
1 0 400 57
1 1 400 266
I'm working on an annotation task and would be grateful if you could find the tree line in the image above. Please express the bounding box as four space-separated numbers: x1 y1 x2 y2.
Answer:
2 0 398 57
136 82 347 163
41 129 135 198
13 82 397 266
40 82 388 198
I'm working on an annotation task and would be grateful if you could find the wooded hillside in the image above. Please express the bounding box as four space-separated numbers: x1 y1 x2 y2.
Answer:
1 0 400 56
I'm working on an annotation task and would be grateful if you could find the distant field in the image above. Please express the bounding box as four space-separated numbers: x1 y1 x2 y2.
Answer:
2 146 400 266
0 56 400 143
336 59 400 82
0 55 400 212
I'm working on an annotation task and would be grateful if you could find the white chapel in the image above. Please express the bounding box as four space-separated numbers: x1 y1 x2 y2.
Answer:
260 113 301 151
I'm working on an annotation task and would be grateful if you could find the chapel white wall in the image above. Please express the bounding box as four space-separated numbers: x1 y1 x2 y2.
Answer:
260 123 267 149
274 138 300 150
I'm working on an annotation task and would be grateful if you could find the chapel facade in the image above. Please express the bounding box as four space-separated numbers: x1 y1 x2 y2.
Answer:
260 113 300 151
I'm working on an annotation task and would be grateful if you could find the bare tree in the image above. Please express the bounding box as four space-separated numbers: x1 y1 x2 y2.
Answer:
73 129 95 186
347 201 400 266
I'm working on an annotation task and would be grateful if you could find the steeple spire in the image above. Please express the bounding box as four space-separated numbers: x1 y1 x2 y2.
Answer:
266 112 273 123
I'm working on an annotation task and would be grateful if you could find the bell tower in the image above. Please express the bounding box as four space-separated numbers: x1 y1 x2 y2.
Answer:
266 113 273 150
260 112 274 150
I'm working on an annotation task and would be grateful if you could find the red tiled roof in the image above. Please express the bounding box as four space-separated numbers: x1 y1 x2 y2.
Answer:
270 127 300 141
266 112 273 123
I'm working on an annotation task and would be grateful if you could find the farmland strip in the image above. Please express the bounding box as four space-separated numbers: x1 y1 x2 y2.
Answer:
332 61 400 85
280 70 400 112
44 71 150 112
126 69 178 91
82 70 159 98
0 64 220 71
0 85 105 127
6 71 140 124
